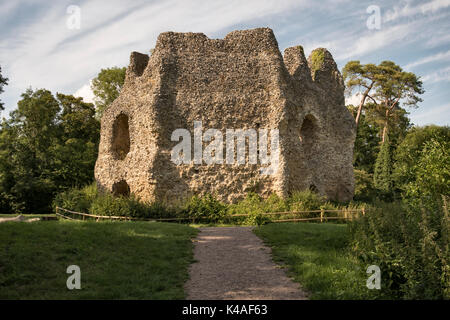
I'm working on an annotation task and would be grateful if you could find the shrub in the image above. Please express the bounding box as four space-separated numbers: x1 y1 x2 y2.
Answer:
354 169 377 202
349 197 449 299
262 193 288 213
53 183 97 213
181 194 228 223
54 183 173 219
288 190 335 215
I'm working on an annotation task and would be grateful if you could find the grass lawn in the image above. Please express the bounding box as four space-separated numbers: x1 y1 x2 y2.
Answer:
254 222 383 300
0 220 197 299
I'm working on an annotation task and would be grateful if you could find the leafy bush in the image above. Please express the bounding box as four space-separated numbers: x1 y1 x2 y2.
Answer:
393 125 450 203
288 190 330 211
53 183 174 219
53 183 97 213
54 186 360 225
181 194 228 223
349 197 449 299
354 169 377 202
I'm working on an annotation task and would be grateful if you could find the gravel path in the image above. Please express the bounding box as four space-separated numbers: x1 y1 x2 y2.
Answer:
184 226 308 300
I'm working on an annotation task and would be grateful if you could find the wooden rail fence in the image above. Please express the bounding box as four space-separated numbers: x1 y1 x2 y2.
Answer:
55 206 365 223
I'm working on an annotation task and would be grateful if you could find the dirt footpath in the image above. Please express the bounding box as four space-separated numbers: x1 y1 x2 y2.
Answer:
184 227 308 300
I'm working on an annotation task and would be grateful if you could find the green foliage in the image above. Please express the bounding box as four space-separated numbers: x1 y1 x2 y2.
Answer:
351 108 380 173
349 197 449 299
309 48 325 76
406 138 449 201
181 194 228 223
343 60 422 143
53 183 174 220
288 190 329 211
53 183 97 214
350 102 410 176
342 60 378 93
0 65 8 111
393 125 450 207
354 169 377 202
0 89 99 213
373 138 393 197
91 67 126 118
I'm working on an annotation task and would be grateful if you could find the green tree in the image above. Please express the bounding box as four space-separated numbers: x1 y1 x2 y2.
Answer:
373 61 423 143
393 125 450 204
51 94 100 189
0 89 100 213
349 105 380 173
0 65 8 111
373 136 393 197
91 67 126 118
4 88 61 212
342 61 378 128
350 102 410 174
343 61 423 143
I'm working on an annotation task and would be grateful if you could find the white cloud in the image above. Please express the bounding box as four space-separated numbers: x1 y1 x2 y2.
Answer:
74 82 95 104
0 0 309 114
421 66 450 83
383 0 450 22
405 49 450 69
345 92 362 106
410 102 450 125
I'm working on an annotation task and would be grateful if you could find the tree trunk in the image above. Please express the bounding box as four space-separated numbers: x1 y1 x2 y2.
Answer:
354 83 373 128
382 109 389 144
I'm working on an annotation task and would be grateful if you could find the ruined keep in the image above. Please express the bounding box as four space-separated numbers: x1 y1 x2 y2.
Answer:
94 28 356 204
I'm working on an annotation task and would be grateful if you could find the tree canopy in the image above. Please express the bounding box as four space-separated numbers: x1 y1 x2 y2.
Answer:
91 67 126 118
343 60 423 143
0 89 99 213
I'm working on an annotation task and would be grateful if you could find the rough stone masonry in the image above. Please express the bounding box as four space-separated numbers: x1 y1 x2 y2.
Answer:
94 28 356 204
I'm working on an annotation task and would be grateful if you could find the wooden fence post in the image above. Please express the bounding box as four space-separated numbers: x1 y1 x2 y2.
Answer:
362 207 365 216
320 208 324 223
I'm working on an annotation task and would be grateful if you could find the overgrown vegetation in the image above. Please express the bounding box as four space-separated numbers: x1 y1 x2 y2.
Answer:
347 123 450 299
0 220 197 299
54 186 363 225
349 197 449 299
309 48 326 76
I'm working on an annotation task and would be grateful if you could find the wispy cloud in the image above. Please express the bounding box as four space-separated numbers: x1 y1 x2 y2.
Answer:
422 65 450 83
405 49 450 69
410 102 450 125
0 0 449 126
383 0 450 22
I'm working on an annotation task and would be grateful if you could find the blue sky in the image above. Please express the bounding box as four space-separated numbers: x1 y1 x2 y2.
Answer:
0 0 449 125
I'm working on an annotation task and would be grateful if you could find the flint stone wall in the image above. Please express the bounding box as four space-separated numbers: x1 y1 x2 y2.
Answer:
94 28 356 204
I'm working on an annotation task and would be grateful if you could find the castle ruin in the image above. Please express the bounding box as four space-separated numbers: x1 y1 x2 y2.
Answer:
94 28 356 204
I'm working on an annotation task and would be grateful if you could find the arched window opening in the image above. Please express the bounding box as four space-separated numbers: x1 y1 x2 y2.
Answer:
112 180 130 197
112 114 130 160
299 114 318 155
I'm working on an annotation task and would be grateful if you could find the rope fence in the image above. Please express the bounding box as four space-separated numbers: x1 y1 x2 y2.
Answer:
55 206 365 224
